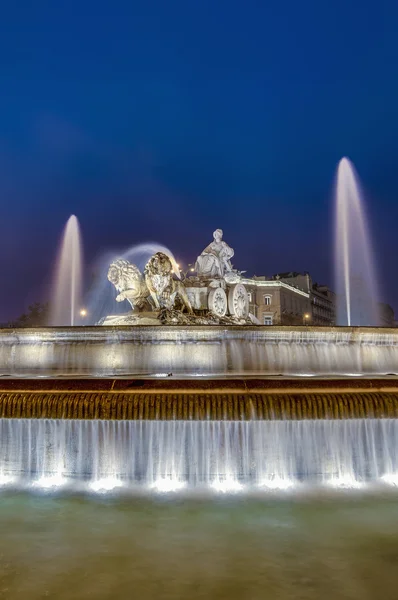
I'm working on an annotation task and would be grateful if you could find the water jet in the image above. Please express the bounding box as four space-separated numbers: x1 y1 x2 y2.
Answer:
335 158 379 325
49 215 83 326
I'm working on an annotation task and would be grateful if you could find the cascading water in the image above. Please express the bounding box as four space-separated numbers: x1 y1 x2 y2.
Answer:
335 157 379 326
1 418 398 491
50 215 83 326
2 327 398 378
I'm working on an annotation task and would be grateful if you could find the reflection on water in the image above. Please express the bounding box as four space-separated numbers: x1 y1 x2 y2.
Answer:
1 492 398 599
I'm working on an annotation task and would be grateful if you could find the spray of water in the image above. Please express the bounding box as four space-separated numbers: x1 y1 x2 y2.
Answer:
335 158 379 326
50 215 83 326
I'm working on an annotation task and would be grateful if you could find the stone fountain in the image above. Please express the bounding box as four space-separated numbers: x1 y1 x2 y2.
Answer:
1 224 398 493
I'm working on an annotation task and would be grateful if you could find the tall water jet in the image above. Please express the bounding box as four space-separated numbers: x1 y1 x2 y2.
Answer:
334 158 379 326
50 215 83 326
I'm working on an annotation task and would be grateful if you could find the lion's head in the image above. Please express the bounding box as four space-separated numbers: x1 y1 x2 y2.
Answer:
107 259 149 308
144 252 175 304
144 252 173 278
108 259 142 292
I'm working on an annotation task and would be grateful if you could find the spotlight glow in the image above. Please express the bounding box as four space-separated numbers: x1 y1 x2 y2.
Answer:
326 475 364 489
151 478 186 493
380 473 398 486
89 478 124 492
32 475 68 489
0 474 16 486
210 478 244 493
258 477 296 491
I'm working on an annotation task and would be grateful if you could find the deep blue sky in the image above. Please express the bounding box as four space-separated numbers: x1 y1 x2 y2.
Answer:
2 0 398 320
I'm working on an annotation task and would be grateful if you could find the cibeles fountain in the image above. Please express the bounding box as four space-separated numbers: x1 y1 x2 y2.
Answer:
3 224 398 380
102 228 253 326
2 164 398 495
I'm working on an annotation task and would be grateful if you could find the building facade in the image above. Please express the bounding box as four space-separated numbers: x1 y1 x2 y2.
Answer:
243 276 310 325
271 272 336 326
243 271 395 327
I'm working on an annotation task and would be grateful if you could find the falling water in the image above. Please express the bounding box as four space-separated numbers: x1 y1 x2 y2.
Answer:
335 158 379 326
50 215 83 326
1 418 398 491
2 327 398 378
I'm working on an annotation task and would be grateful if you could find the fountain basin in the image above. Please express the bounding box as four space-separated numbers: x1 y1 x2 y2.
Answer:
2 325 398 378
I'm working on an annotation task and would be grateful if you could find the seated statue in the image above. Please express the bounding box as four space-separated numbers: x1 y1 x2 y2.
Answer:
195 229 234 279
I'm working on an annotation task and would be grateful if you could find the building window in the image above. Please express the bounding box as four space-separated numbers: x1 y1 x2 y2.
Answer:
248 291 253 302
264 295 271 306
263 315 273 325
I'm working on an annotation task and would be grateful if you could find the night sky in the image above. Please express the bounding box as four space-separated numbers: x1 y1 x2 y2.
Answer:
2 0 398 321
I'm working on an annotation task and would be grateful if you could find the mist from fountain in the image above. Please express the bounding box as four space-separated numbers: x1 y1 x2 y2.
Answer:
84 242 180 325
49 215 83 326
335 158 379 326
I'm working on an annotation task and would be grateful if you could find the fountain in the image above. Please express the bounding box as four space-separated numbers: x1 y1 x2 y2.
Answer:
1 215 398 596
49 215 83 326
335 158 379 325
1 221 398 493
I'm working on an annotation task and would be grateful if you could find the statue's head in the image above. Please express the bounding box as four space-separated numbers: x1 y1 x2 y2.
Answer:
107 259 142 292
144 252 173 277
213 229 223 242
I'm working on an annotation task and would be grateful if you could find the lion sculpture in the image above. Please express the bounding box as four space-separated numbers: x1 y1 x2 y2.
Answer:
107 259 150 310
144 252 193 313
108 254 193 314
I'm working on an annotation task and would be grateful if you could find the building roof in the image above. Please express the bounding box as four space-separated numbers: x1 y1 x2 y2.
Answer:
242 278 310 298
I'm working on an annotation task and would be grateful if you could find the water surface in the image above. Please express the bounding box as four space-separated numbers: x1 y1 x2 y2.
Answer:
1 491 398 599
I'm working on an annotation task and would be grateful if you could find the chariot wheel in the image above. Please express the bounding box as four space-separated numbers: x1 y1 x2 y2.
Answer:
228 283 249 318
208 287 228 317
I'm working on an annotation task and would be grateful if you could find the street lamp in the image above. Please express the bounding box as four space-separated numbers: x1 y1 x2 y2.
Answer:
303 313 310 326
80 309 87 318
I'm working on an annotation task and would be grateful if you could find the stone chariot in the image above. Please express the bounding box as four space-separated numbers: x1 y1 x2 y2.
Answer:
105 228 251 325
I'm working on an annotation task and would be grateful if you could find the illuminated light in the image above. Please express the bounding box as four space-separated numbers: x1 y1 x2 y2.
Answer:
210 478 244 493
326 475 364 489
258 477 296 491
89 478 124 493
0 474 16 486
151 478 186 493
380 473 398 486
304 313 310 319
32 475 68 489
190 268 195 272
79 309 87 317
296 373 317 377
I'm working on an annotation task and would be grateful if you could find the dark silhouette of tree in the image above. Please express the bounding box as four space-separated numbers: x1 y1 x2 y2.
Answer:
8 302 50 328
